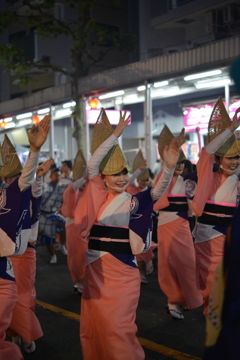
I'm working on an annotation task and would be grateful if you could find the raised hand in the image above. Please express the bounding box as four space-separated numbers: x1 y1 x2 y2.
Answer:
113 111 131 138
163 128 186 169
178 128 187 146
28 114 51 152
229 107 240 132
36 159 54 178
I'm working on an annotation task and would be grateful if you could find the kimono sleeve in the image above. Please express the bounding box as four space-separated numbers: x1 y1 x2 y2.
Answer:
129 188 154 254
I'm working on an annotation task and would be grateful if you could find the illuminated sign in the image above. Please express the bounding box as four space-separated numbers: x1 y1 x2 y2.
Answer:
184 100 240 132
86 110 131 125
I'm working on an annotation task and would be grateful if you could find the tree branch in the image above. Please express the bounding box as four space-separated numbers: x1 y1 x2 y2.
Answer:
29 59 73 78
19 2 77 40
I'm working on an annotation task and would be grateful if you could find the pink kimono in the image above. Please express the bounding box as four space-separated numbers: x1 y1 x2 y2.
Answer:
0 151 40 359
154 173 202 309
7 181 43 343
0 278 23 360
75 134 174 360
61 181 87 282
7 247 43 342
192 130 239 315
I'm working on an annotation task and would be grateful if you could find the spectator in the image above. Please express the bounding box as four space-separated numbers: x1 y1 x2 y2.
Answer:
39 167 68 263
60 160 73 184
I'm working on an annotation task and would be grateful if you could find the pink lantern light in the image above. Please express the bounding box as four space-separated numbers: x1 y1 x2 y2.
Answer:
184 100 240 132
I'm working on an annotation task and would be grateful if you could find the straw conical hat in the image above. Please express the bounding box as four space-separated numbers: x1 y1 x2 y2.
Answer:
91 108 128 175
0 135 22 178
0 146 4 169
208 97 239 157
72 149 86 181
132 149 150 180
132 149 144 172
137 167 150 181
158 124 186 163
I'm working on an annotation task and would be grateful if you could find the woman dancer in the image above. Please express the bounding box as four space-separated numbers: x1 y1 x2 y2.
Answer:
192 98 240 316
8 160 53 353
61 150 87 293
75 109 185 360
154 125 202 319
0 115 50 360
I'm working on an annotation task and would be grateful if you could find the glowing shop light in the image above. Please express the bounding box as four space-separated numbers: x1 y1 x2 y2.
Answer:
16 112 32 120
37 108 50 114
99 91 125 100
184 69 222 81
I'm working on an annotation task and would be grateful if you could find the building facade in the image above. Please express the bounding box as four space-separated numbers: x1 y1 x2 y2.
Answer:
0 0 240 169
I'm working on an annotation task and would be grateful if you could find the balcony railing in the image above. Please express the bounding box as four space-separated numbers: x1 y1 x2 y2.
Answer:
78 35 240 95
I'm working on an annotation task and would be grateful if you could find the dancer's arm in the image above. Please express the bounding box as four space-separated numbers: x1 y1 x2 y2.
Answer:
18 152 40 192
206 129 232 154
87 111 131 179
73 177 86 191
151 166 174 201
129 160 147 185
151 129 186 201
87 134 118 179
32 160 53 198
129 168 141 185
31 176 43 198
18 115 51 191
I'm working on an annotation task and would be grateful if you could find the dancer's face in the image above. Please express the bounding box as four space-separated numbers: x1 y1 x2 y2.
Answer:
174 161 185 176
216 156 240 176
103 169 129 195
137 179 149 189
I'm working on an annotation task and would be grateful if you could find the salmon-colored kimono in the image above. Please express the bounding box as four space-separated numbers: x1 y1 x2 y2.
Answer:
154 173 202 309
75 177 145 360
61 183 87 282
126 183 157 264
7 246 43 342
0 152 40 358
192 148 238 315
0 277 23 360
75 132 174 360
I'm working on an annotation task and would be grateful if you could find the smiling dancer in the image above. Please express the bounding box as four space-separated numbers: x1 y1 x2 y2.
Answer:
0 115 50 360
75 109 185 360
154 125 202 319
61 149 87 293
192 97 240 316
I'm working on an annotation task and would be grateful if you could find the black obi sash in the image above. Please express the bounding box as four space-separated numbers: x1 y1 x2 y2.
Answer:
198 202 236 228
161 195 188 213
88 224 132 255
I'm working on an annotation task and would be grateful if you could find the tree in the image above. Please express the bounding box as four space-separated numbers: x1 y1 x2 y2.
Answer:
0 0 136 149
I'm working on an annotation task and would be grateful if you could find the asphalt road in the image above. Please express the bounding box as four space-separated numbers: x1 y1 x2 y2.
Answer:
10 244 206 360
